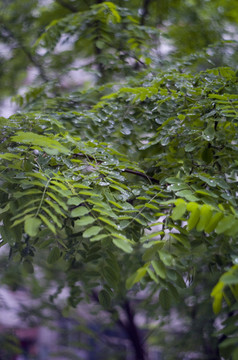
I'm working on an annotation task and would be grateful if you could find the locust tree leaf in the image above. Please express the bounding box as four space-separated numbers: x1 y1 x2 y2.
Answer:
24 217 42 237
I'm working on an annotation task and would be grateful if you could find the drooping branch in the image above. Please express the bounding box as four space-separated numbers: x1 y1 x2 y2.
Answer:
72 153 160 184
121 168 159 184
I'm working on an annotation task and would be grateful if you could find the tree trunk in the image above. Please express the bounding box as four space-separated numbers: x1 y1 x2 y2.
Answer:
122 300 147 360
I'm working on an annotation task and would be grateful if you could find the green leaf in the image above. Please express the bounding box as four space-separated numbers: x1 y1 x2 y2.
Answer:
0 203 10 214
73 184 91 189
108 200 124 209
196 204 212 231
39 214 56 234
98 290 111 308
224 220 238 236
146 268 159 283
48 186 71 197
107 177 129 190
176 190 199 202
42 206 62 228
195 189 218 198
141 231 164 242
212 293 223 315
144 203 159 210
202 126 215 141
142 243 164 261
83 226 102 238
0 153 21 160
168 183 188 191
211 281 224 314
204 212 224 233
25 172 48 181
22 260 34 274
71 206 90 217
110 232 132 242
67 197 84 206
151 260 166 279
75 216 95 226
167 283 179 302
198 175 216 187
98 216 118 229
50 180 68 190
103 266 119 288
11 132 70 154
90 234 109 242
170 233 190 249
159 250 173 266
11 215 34 228
166 177 182 184
46 192 68 211
215 215 236 234
171 199 187 220
187 202 200 230
79 190 101 197
11 207 38 221
232 348 238 360
47 247 61 264
219 337 238 349
24 217 42 237
38 239 54 249
13 189 42 199
126 266 148 289
201 147 213 164
159 289 171 311
45 199 66 217
112 238 133 253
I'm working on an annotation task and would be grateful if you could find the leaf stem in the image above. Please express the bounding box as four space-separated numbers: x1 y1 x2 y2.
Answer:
35 178 52 217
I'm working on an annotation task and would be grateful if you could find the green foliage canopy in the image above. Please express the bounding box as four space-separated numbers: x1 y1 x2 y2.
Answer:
1 1 238 359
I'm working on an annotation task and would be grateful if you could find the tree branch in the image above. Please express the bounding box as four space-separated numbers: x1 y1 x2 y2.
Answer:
92 292 147 360
72 153 160 184
122 300 147 360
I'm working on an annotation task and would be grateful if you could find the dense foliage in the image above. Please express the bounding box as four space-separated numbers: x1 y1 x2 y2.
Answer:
0 1 238 359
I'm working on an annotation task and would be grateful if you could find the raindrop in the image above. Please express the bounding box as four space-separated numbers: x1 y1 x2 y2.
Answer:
161 137 170 146
155 118 163 124
121 128 131 135
233 257 238 264
203 135 213 141
99 181 110 186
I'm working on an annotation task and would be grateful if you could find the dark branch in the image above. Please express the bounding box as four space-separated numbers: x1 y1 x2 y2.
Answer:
121 168 159 184
122 300 147 360
72 153 160 184
92 292 147 360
